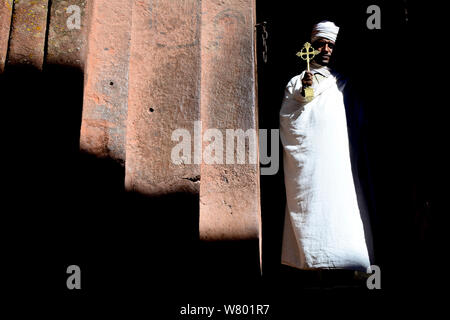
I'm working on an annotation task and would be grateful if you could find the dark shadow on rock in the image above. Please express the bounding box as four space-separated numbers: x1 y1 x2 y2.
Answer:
1 63 86 296
1 63 264 303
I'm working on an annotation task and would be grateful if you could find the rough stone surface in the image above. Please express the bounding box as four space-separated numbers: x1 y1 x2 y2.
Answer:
7 0 49 69
199 0 261 241
79 0 132 163
0 0 13 72
125 0 201 195
46 0 89 69
2 0 261 245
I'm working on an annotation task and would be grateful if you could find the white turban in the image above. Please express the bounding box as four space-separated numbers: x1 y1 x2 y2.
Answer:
311 21 339 43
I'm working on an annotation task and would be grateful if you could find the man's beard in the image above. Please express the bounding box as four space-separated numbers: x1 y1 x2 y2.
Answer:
314 55 330 66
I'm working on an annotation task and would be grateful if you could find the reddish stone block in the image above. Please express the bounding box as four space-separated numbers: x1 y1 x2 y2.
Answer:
7 0 49 69
46 0 89 69
0 0 13 73
125 0 201 195
199 0 261 241
79 0 132 163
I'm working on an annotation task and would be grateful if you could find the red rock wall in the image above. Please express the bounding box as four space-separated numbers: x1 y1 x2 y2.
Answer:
7 0 49 69
125 0 202 195
79 0 133 163
199 0 260 241
46 0 90 69
0 0 13 72
1 0 261 246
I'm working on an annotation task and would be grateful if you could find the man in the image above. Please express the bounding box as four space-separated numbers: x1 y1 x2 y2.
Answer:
280 21 372 272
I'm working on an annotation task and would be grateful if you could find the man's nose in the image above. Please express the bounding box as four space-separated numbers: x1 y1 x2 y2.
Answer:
318 44 330 54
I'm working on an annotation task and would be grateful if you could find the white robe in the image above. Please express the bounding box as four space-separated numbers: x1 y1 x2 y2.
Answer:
280 64 371 271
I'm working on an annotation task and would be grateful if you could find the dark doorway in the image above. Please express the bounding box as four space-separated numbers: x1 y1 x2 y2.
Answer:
256 0 436 295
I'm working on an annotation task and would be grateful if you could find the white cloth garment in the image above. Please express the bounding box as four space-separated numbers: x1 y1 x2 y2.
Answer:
311 21 339 43
280 63 371 271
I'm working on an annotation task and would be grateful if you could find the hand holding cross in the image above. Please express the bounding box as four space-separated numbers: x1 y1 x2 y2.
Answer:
296 42 320 101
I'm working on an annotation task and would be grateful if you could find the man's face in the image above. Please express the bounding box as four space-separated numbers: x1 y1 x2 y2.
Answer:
312 38 335 66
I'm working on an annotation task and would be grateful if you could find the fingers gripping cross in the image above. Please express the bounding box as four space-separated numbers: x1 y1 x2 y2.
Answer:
296 42 320 101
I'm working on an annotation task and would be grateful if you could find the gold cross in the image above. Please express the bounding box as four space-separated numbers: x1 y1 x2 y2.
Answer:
296 42 320 72
296 42 320 102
